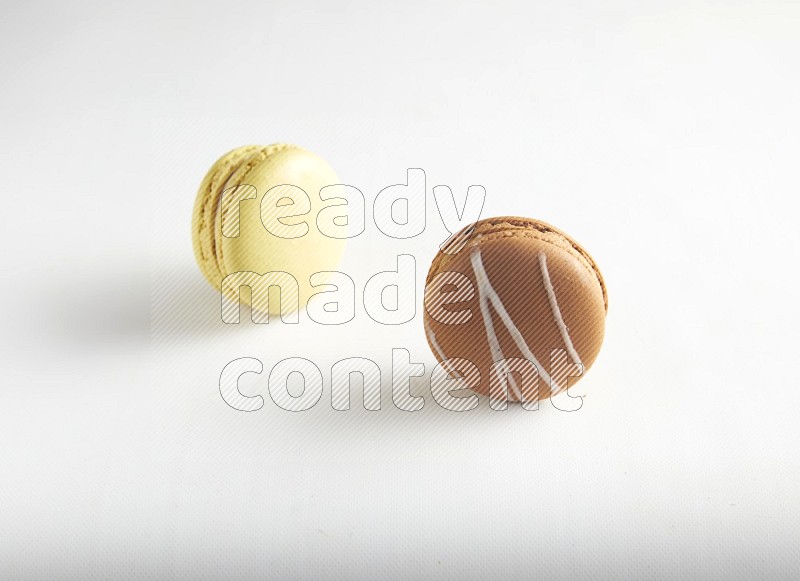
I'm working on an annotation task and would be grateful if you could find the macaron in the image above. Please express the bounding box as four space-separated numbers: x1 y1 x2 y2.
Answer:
192 144 346 316
423 217 607 406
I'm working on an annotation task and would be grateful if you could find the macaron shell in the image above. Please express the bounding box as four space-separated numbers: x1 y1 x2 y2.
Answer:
192 145 266 286
217 146 345 315
430 216 607 311
192 144 346 316
209 146 285 282
424 217 606 402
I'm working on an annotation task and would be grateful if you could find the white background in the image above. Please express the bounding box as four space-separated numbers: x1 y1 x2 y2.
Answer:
2 1 799 579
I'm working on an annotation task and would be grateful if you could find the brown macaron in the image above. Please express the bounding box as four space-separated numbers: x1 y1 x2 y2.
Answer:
423 217 607 406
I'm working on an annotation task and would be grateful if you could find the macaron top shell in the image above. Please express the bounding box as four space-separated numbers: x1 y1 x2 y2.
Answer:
429 216 607 311
423 216 607 401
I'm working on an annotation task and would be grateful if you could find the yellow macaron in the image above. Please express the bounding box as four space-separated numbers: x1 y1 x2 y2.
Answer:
192 144 346 316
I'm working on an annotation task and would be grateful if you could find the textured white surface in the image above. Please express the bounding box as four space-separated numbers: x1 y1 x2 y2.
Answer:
1 1 799 579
